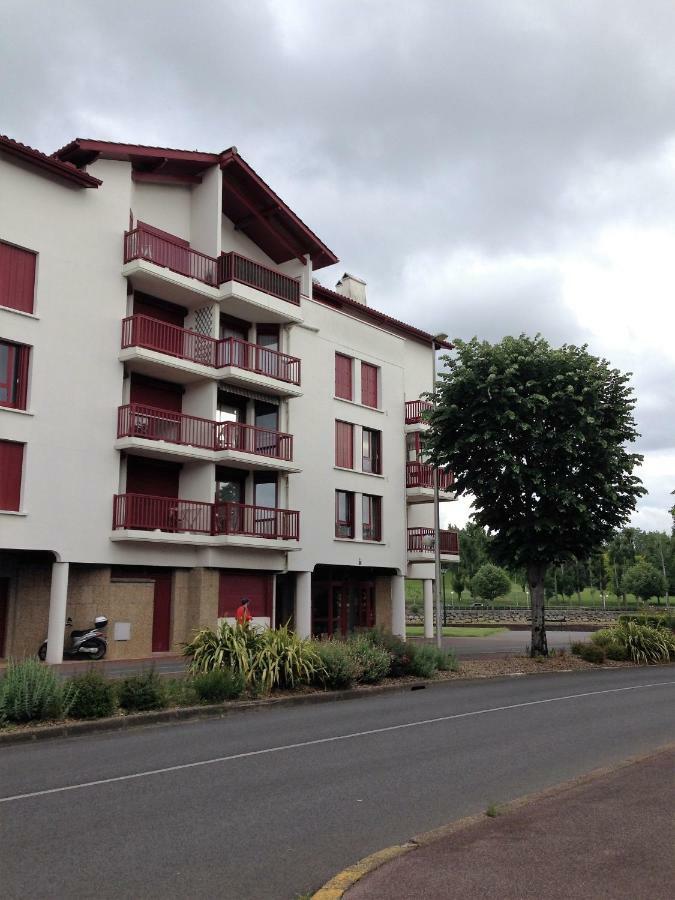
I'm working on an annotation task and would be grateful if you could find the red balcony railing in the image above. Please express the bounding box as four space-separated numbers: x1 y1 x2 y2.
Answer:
124 226 300 303
213 502 299 540
113 494 299 540
121 315 218 366
117 404 294 461
124 227 220 286
406 462 454 491
407 527 460 555
405 400 434 424
216 337 301 385
121 316 301 385
217 421 293 461
218 252 300 305
113 494 213 534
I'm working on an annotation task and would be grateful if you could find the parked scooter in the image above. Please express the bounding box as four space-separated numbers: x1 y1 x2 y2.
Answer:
38 616 108 661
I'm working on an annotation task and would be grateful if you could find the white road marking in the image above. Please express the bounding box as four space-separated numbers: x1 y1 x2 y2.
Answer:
2 680 673 805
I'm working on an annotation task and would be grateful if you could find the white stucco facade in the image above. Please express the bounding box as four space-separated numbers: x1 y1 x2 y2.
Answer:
0 136 457 660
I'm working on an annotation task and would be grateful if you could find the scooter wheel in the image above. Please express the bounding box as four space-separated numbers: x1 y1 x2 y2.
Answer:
38 643 47 661
82 639 106 661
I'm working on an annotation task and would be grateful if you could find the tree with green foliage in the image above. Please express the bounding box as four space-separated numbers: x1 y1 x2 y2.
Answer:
425 334 645 655
471 564 511 604
621 560 667 604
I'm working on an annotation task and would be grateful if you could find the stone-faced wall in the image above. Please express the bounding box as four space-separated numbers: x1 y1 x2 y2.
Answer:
375 576 393 632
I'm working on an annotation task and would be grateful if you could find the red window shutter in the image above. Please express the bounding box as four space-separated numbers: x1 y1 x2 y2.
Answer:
361 363 378 407
335 421 354 468
0 441 24 511
335 353 352 400
0 241 36 314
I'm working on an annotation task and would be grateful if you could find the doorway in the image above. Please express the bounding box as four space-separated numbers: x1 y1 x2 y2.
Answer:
0 578 8 657
312 580 374 637
152 572 172 652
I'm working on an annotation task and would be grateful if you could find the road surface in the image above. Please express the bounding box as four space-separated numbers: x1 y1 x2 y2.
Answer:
1 666 673 899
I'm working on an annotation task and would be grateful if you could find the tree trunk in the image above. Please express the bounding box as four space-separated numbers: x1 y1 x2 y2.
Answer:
528 562 548 657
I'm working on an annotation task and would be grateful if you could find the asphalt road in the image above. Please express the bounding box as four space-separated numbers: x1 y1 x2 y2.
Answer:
1 666 673 899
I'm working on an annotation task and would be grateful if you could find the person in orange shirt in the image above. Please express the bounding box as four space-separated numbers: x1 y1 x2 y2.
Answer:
235 597 252 626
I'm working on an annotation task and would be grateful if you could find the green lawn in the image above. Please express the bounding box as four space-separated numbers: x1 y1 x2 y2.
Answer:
405 575 662 609
406 625 508 638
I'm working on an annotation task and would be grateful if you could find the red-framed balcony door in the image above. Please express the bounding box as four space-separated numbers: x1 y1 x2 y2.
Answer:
151 573 172 652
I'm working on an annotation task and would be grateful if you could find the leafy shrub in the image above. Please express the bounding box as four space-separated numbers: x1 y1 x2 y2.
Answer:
409 644 442 678
365 629 415 676
570 641 585 655
0 658 78 723
312 640 360 689
348 637 391 684
192 668 244 703
618 621 675 664
163 677 198 707
185 622 321 691
116 670 167 712
577 644 606 664
67 671 116 719
591 629 615 648
605 642 630 661
185 622 255 680
251 625 322 692
435 648 459 671
618 614 674 632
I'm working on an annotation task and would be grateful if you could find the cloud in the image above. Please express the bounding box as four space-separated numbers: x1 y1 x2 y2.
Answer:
2 0 674 530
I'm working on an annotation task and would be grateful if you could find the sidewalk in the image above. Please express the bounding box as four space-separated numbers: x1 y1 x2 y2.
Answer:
340 747 675 900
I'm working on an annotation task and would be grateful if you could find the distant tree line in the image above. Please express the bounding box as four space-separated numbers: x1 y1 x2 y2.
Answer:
447 523 673 606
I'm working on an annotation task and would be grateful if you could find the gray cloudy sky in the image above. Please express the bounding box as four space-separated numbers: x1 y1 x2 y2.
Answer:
3 0 674 530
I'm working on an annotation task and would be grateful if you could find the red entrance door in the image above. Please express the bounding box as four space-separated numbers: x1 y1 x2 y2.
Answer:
0 578 8 657
152 573 172 652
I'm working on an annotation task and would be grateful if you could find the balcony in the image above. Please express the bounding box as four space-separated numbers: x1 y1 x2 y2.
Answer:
112 494 300 549
405 399 433 431
122 226 303 322
119 315 302 396
116 404 299 471
407 527 460 563
405 462 455 503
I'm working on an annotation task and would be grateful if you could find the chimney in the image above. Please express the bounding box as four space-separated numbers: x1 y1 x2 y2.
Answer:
335 272 367 306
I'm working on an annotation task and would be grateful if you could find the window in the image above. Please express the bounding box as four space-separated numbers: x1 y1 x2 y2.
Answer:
361 362 379 408
335 420 354 469
0 241 36 314
0 340 29 410
335 490 354 538
362 428 381 474
0 440 24 511
362 494 382 542
335 353 353 400
406 432 421 463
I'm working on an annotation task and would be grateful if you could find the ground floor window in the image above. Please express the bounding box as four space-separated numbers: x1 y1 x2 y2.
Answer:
312 579 375 637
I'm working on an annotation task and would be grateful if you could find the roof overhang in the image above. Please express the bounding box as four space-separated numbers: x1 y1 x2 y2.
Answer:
219 149 338 270
1 135 101 188
54 139 338 269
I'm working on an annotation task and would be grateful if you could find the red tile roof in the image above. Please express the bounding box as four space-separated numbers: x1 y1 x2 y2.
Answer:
313 283 453 350
0 135 101 187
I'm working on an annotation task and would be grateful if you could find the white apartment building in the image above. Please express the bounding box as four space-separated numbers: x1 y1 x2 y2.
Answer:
0 135 459 663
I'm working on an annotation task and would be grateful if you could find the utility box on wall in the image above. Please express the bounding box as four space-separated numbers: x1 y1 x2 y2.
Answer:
114 622 131 641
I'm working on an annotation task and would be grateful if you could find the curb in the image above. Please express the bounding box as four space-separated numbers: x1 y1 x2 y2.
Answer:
311 743 675 899
0 678 431 747
1 661 668 748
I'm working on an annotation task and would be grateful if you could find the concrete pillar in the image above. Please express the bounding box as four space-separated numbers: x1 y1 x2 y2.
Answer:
423 579 434 639
295 572 312 638
46 562 69 665
392 575 406 640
